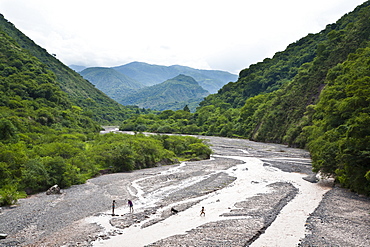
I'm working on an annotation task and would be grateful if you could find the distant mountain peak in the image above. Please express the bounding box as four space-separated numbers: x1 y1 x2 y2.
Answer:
118 73 209 112
171 74 198 84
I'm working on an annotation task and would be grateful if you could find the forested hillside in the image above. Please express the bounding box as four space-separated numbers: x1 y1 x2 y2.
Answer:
80 67 143 101
121 1 370 195
0 17 212 206
119 74 209 112
0 29 100 203
0 14 137 124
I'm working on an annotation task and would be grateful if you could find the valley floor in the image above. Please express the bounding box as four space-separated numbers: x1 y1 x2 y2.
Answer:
0 135 369 247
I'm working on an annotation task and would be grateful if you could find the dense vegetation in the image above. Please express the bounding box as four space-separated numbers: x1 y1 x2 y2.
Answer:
120 108 200 134
306 46 370 194
0 24 212 206
120 1 370 195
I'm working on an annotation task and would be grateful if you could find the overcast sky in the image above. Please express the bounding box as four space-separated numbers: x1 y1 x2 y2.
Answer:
0 0 366 74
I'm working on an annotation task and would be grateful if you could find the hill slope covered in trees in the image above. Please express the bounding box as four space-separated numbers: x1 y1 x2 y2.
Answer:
120 1 370 195
118 74 209 112
0 14 137 124
79 67 143 101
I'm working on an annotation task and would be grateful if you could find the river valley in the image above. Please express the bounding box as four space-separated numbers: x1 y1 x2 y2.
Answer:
0 132 369 247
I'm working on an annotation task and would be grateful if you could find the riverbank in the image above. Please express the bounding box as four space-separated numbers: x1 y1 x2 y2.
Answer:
299 187 370 247
0 136 369 247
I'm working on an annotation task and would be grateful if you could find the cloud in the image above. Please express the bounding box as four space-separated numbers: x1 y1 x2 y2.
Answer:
0 0 366 73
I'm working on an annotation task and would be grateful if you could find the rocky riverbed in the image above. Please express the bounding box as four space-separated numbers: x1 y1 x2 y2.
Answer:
0 135 369 247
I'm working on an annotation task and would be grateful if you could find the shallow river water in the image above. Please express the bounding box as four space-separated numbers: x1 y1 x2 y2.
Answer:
88 135 332 247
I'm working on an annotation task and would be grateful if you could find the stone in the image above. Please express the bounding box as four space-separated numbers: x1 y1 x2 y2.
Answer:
46 184 61 195
303 174 319 183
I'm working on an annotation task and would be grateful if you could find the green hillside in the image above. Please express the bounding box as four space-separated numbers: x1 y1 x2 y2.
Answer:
0 14 135 124
80 67 143 101
122 1 370 195
206 1 370 194
119 74 209 111
0 16 212 205
237 2 370 145
0 28 101 201
201 1 370 194
113 62 237 93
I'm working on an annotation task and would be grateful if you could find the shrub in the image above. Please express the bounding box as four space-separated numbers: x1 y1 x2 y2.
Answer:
0 185 26 206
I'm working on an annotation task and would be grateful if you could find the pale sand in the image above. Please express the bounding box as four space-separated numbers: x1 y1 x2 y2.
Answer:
91 155 331 247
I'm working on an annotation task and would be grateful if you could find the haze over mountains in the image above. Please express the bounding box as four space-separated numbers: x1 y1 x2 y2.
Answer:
112 62 237 91
75 62 237 111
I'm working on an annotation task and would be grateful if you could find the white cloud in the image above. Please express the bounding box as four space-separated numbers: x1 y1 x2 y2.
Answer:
0 0 366 74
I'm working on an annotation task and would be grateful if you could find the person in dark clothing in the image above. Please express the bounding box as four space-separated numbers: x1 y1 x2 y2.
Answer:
112 200 116 216
200 206 205 216
128 199 134 213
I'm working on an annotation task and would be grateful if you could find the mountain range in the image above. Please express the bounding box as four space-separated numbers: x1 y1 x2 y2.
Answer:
112 62 237 93
76 62 237 111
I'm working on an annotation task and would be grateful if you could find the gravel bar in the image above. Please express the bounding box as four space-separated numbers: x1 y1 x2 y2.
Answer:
0 135 369 247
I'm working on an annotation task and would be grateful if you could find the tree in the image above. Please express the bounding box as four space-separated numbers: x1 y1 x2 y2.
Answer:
183 105 190 112
21 158 49 193
307 46 370 195
0 118 17 142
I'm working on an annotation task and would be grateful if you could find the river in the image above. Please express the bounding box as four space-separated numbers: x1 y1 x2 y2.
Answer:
1 131 367 247
88 132 332 247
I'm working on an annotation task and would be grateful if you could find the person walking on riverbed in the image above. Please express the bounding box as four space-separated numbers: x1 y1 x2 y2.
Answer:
200 206 205 216
112 200 116 216
128 199 134 213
